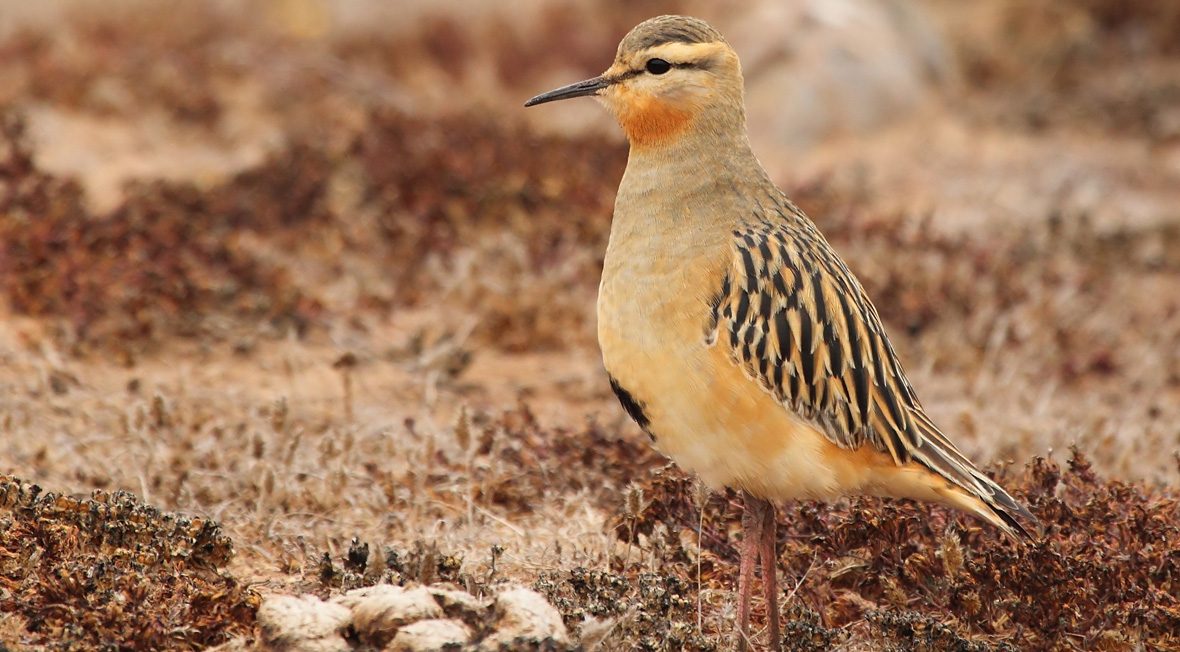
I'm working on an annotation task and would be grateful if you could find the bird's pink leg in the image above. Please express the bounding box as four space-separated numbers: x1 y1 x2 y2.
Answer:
736 491 762 652
759 497 781 651
736 491 781 652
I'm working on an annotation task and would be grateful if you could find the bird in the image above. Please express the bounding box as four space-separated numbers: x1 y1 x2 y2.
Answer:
525 15 1036 651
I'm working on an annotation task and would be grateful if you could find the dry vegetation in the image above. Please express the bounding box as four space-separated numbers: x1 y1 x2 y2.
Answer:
0 474 256 648
1 1 1179 650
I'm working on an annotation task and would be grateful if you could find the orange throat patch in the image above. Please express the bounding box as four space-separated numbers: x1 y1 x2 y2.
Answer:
613 93 694 148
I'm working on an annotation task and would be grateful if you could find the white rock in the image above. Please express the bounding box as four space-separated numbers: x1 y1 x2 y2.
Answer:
428 585 488 618
480 587 568 649
257 594 351 652
387 618 472 651
332 584 444 639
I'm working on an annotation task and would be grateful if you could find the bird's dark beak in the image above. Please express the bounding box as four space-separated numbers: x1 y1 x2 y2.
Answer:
524 76 610 107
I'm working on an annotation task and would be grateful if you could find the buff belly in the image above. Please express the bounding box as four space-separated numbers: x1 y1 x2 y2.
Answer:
598 276 880 501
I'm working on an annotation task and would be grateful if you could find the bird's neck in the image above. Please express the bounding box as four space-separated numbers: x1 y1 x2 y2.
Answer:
613 107 772 239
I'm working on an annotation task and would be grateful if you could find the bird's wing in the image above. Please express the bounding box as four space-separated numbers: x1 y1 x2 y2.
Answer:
709 204 1034 534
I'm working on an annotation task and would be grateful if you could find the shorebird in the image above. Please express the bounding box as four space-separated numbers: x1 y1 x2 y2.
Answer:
525 15 1036 651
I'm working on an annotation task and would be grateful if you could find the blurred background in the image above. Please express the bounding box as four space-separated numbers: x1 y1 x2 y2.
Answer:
1 0 1179 648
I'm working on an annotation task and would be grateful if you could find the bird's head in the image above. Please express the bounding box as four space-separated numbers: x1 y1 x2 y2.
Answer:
525 15 744 148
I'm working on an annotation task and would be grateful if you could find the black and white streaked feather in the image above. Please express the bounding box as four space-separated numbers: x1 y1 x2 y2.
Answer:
707 195 1036 537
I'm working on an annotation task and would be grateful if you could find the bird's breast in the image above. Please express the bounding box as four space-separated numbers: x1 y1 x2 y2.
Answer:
597 224 722 372
596 222 878 500
597 263 706 457
596 229 738 478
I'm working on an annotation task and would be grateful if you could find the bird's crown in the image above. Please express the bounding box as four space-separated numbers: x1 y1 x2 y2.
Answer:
615 15 726 58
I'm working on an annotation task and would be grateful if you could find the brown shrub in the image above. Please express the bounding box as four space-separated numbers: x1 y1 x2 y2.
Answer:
352 110 623 350
0 6 240 123
1076 0 1180 54
535 448 1180 650
471 404 665 513
353 110 621 298
0 474 257 649
950 1 1180 136
0 112 325 351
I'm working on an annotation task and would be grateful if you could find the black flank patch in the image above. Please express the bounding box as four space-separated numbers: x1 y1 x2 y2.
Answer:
609 375 651 433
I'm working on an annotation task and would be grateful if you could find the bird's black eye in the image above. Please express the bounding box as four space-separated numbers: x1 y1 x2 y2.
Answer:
645 58 671 75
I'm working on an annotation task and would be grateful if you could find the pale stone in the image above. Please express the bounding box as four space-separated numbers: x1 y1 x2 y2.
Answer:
332 584 444 638
386 618 471 651
257 594 351 652
428 584 488 619
479 587 568 649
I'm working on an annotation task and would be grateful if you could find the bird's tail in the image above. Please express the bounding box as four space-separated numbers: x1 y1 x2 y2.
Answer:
904 410 1039 540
